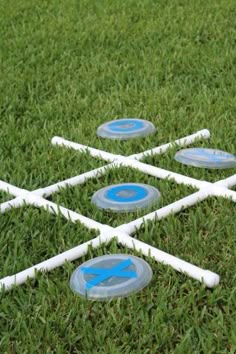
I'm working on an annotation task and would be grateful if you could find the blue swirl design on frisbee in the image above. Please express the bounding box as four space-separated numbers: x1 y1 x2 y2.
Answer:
175 148 236 169
106 185 148 203
108 119 144 133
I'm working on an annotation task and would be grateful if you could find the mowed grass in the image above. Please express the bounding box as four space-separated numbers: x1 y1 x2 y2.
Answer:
0 0 236 352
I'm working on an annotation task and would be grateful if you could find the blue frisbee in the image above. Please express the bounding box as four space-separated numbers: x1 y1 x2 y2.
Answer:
175 148 236 169
91 183 161 212
97 118 156 140
70 254 153 300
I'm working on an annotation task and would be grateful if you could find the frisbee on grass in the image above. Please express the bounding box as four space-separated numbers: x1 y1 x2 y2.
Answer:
175 148 236 169
91 183 161 212
70 254 153 300
96 118 156 140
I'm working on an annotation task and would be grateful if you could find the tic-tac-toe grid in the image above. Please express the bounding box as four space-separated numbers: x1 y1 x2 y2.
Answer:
0 129 235 291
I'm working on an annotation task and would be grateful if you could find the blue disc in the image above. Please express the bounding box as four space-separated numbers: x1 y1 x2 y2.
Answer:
106 185 148 203
175 148 236 169
91 183 161 212
97 118 156 140
108 119 144 132
70 254 153 300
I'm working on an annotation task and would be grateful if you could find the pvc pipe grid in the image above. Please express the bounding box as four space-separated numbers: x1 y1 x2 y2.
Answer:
0 129 235 291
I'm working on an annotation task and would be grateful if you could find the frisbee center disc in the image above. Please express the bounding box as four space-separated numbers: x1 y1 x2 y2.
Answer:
106 185 148 203
91 183 161 212
108 119 144 133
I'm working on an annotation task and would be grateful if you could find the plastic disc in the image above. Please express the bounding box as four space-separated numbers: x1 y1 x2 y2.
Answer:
70 254 153 300
175 148 236 169
97 118 156 140
91 183 161 212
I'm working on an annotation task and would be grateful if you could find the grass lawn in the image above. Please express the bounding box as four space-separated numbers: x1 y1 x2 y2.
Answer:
0 0 236 352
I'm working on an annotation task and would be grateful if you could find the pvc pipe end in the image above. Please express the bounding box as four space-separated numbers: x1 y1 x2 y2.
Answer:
51 136 61 145
200 129 211 139
203 271 220 288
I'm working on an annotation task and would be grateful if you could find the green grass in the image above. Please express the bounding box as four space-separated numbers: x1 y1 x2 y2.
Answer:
0 0 236 352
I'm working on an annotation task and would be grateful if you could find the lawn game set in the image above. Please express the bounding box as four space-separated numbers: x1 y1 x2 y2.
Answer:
0 119 235 300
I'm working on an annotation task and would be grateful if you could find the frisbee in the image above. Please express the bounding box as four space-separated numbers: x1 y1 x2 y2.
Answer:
175 148 236 169
70 254 153 300
96 118 156 140
91 183 161 212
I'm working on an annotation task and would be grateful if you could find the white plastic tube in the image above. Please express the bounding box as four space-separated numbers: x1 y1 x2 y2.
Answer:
0 130 209 203
0 196 23 213
1 133 233 215
52 137 211 190
130 129 211 160
0 180 29 197
117 233 219 288
211 186 236 202
214 174 236 189
47 129 210 195
0 129 231 290
27 194 108 232
52 136 117 162
0 180 106 232
29 130 210 198
117 189 209 235
52 129 210 161
120 158 210 189
34 163 118 197
0 182 219 290
0 234 110 290
0 227 219 290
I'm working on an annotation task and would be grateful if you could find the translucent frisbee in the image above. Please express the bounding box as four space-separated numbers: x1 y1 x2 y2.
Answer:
96 118 156 140
91 183 161 212
70 254 153 300
175 148 236 169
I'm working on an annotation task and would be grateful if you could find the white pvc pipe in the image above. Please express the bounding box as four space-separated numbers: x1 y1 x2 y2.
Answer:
27 194 108 232
215 174 236 189
130 129 210 160
28 130 209 198
52 136 117 162
0 180 29 197
0 180 106 232
0 129 232 290
1 138 233 216
34 163 118 197
120 158 210 189
0 196 23 213
0 164 118 213
0 130 211 209
117 189 209 235
44 129 209 196
0 234 110 290
18 131 207 199
117 233 219 288
0 228 219 290
0 184 220 289
211 186 236 202
52 129 210 162
52 137 211 190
